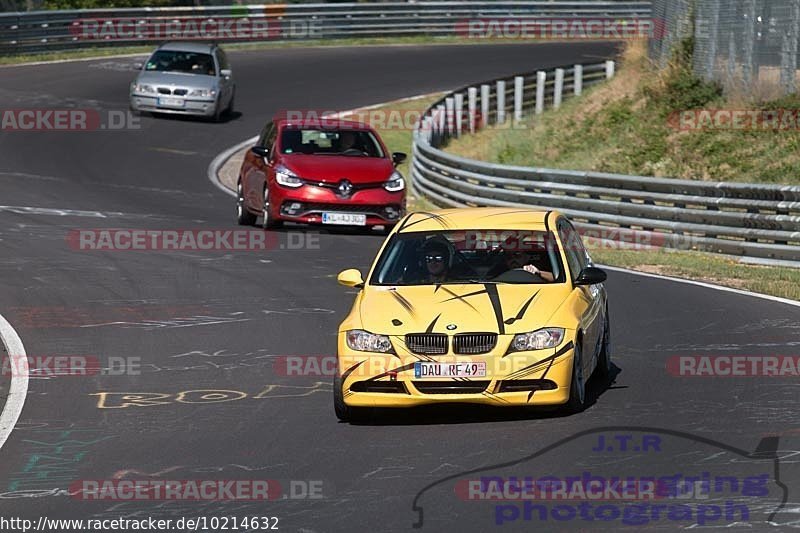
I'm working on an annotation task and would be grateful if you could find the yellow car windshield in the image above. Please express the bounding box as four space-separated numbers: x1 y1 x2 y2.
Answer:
370 230 565 286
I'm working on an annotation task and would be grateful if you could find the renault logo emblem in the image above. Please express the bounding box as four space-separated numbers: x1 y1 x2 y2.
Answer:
446 324 457 331
337 179 353 197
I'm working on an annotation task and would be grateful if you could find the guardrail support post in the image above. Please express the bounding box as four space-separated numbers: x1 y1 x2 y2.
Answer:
605 60 616 79
480 84 490 127
436 104 446 146
574 64 583 96
454 92 464 137
496 80 506 124
535 71 546 115
468 87 478 133
554 68 564 109
513 76 523 122
445 97 455 139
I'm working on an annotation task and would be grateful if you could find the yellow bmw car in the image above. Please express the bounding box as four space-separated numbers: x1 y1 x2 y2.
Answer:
334 208 610 421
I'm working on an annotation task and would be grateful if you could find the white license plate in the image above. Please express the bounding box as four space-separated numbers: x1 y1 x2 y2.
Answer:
414 362 487 379
158 97 184 108
322 212 366 226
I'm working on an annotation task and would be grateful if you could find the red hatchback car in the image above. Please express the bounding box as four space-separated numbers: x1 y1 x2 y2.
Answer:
236 118 407 231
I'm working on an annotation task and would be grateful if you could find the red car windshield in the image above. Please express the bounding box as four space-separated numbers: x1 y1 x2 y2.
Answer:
280 128 384 157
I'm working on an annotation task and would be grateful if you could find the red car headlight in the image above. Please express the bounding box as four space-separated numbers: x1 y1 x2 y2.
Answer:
383 171 405 192
275 166 303 188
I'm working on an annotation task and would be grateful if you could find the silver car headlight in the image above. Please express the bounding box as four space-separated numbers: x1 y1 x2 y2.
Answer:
132 83 155 94
188 88 217 98
275 165 303 188
383 171 405 192
509 328 565 352
346 330 394 353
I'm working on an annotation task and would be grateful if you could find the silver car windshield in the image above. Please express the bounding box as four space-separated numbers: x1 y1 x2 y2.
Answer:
145 51 216 76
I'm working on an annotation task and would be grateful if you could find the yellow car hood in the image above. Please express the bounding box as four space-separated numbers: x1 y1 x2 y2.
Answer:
358 283 572 335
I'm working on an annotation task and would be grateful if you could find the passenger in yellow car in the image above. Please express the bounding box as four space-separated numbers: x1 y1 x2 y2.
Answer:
487 248 555 282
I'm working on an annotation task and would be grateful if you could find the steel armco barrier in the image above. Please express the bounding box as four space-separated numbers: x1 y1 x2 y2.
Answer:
0 2 652 56
411 62 800 265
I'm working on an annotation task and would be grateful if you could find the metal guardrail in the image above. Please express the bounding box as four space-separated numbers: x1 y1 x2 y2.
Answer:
411 62 800 265
0 2 652 55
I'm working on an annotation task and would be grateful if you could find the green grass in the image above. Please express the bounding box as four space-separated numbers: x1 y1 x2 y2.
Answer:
445 42 800 184
588 246 800 301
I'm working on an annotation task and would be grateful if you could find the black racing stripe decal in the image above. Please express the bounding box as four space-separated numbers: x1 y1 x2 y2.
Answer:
391 339 435 362
554 340 575 359
425 314 441 333
482 391 511 404
478 210 541 219
484 284 505 335
368 362 417 381
341 360 366 380
439 286 481 312
504 291 539 325
391 291 416 317
506 357 556 379
506 341 574 379
528 341 572 402
398 211 451 232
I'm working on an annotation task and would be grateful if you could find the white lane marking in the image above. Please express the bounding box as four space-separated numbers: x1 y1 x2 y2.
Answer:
0 205 163 219
0 313 28 452
207 136 257 198
600 265 800 309
147 147 198 156
0 53 149 69
0 205 113 218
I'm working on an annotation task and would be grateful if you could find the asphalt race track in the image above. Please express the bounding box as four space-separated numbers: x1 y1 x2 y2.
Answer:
1 42 799 532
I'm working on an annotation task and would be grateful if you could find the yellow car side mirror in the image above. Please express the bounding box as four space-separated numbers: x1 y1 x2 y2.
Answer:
337 269 364 289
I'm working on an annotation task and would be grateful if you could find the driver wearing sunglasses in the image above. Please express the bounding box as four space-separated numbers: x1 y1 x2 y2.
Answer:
422 239 452 284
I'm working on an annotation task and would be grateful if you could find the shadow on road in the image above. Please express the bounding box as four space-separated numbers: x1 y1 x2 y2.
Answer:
346 364 624 426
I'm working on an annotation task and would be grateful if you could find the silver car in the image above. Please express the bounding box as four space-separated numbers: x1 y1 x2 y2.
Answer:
129 42 235 121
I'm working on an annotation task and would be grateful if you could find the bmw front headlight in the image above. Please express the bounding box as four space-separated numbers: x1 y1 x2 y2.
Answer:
346 330 394 353
509 328 565 352
383 171 405 192
188 88 217 98
275 165 303 188
132 83 155 94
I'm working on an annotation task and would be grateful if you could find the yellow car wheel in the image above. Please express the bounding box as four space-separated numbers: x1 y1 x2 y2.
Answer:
565 341 587 413
596 309 612 378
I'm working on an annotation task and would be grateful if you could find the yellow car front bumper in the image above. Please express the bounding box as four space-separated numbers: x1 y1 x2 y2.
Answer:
337 334 577 408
